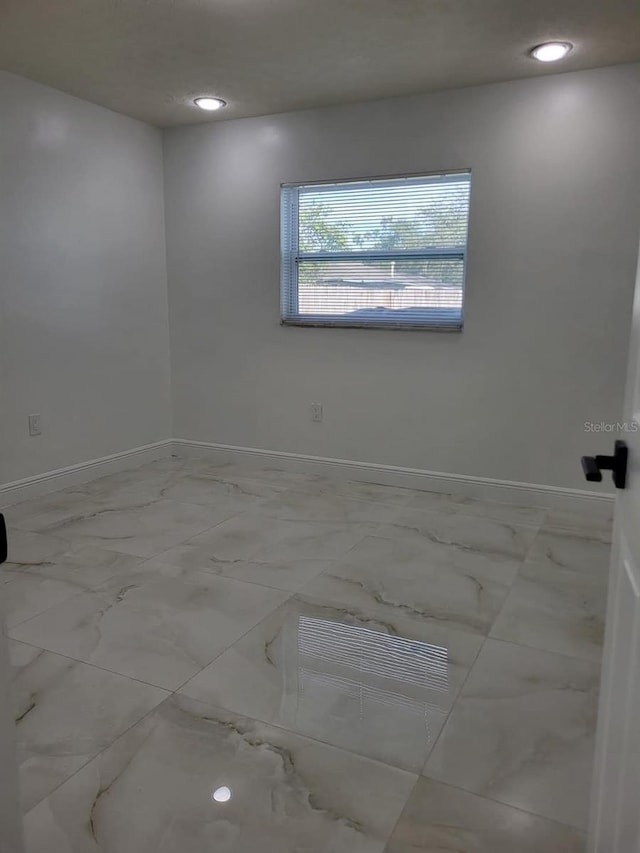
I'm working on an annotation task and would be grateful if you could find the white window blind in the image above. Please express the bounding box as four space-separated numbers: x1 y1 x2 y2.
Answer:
280 171 471 330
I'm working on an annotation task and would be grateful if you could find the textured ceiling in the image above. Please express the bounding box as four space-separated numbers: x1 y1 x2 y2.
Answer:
1 0 640 127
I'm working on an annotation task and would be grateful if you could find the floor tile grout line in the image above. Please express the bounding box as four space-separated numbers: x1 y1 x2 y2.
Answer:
5 588 93 631
418 768 590 835
419 608 601 762
158 506 385 576
4 508 273 631
381 775 422 850
487 548 607 664
480 633 604 668
423 638 595 773
18 655 588 837
383 624 496 853
533 525 613 547
11 577 294 694
413 775 589 836
168 690 421 780
120 508 252 562
169 590 299 696
266 491 412 515
382 629 492 845
148 556 330 595
20 695 171 820
517 559 610 585
25 681 418 819
383 762 586 850
249 479 420 512
12 640 171 816
416 631 600 832
418 630 490 776
483 551 530 636
9 515 371 696
22 684 419 837
9 637 175 693
7 496 247 558
3 557 164 632
486 630 603 665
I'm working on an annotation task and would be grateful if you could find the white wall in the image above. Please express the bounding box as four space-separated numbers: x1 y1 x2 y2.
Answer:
0 72 172 485
2 66 638 492
164 64 640 490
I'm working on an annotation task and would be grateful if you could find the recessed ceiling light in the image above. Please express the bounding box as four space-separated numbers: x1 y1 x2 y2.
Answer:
212 786 232 803
530 42 573 62
194 97 227 111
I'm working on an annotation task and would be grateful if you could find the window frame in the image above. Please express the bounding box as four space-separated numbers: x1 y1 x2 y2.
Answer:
280 169 471 332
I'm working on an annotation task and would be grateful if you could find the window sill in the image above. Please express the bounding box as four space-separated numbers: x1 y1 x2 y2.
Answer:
281 318 463 332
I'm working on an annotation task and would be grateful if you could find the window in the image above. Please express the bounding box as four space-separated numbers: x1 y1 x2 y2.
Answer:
280 170 471 330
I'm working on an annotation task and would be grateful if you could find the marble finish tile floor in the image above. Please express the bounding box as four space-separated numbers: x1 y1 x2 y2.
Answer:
0 456 612 851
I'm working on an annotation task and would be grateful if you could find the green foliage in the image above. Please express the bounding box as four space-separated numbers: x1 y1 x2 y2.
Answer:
299 201 351 284
297 196 468 286
299 202 350 252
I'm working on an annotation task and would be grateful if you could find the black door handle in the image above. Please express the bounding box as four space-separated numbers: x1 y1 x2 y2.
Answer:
581 439 628 489
0 514 6 564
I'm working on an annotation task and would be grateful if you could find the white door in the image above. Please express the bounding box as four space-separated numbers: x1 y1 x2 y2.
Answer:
589 244 640 852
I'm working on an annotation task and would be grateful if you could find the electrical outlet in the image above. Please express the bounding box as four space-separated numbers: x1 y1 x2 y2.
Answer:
28 413 42 436
311 403 323 423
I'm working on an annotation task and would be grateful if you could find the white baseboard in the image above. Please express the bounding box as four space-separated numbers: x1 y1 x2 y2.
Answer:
0 440 173 508
0 436 615 513
173 439 616 512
